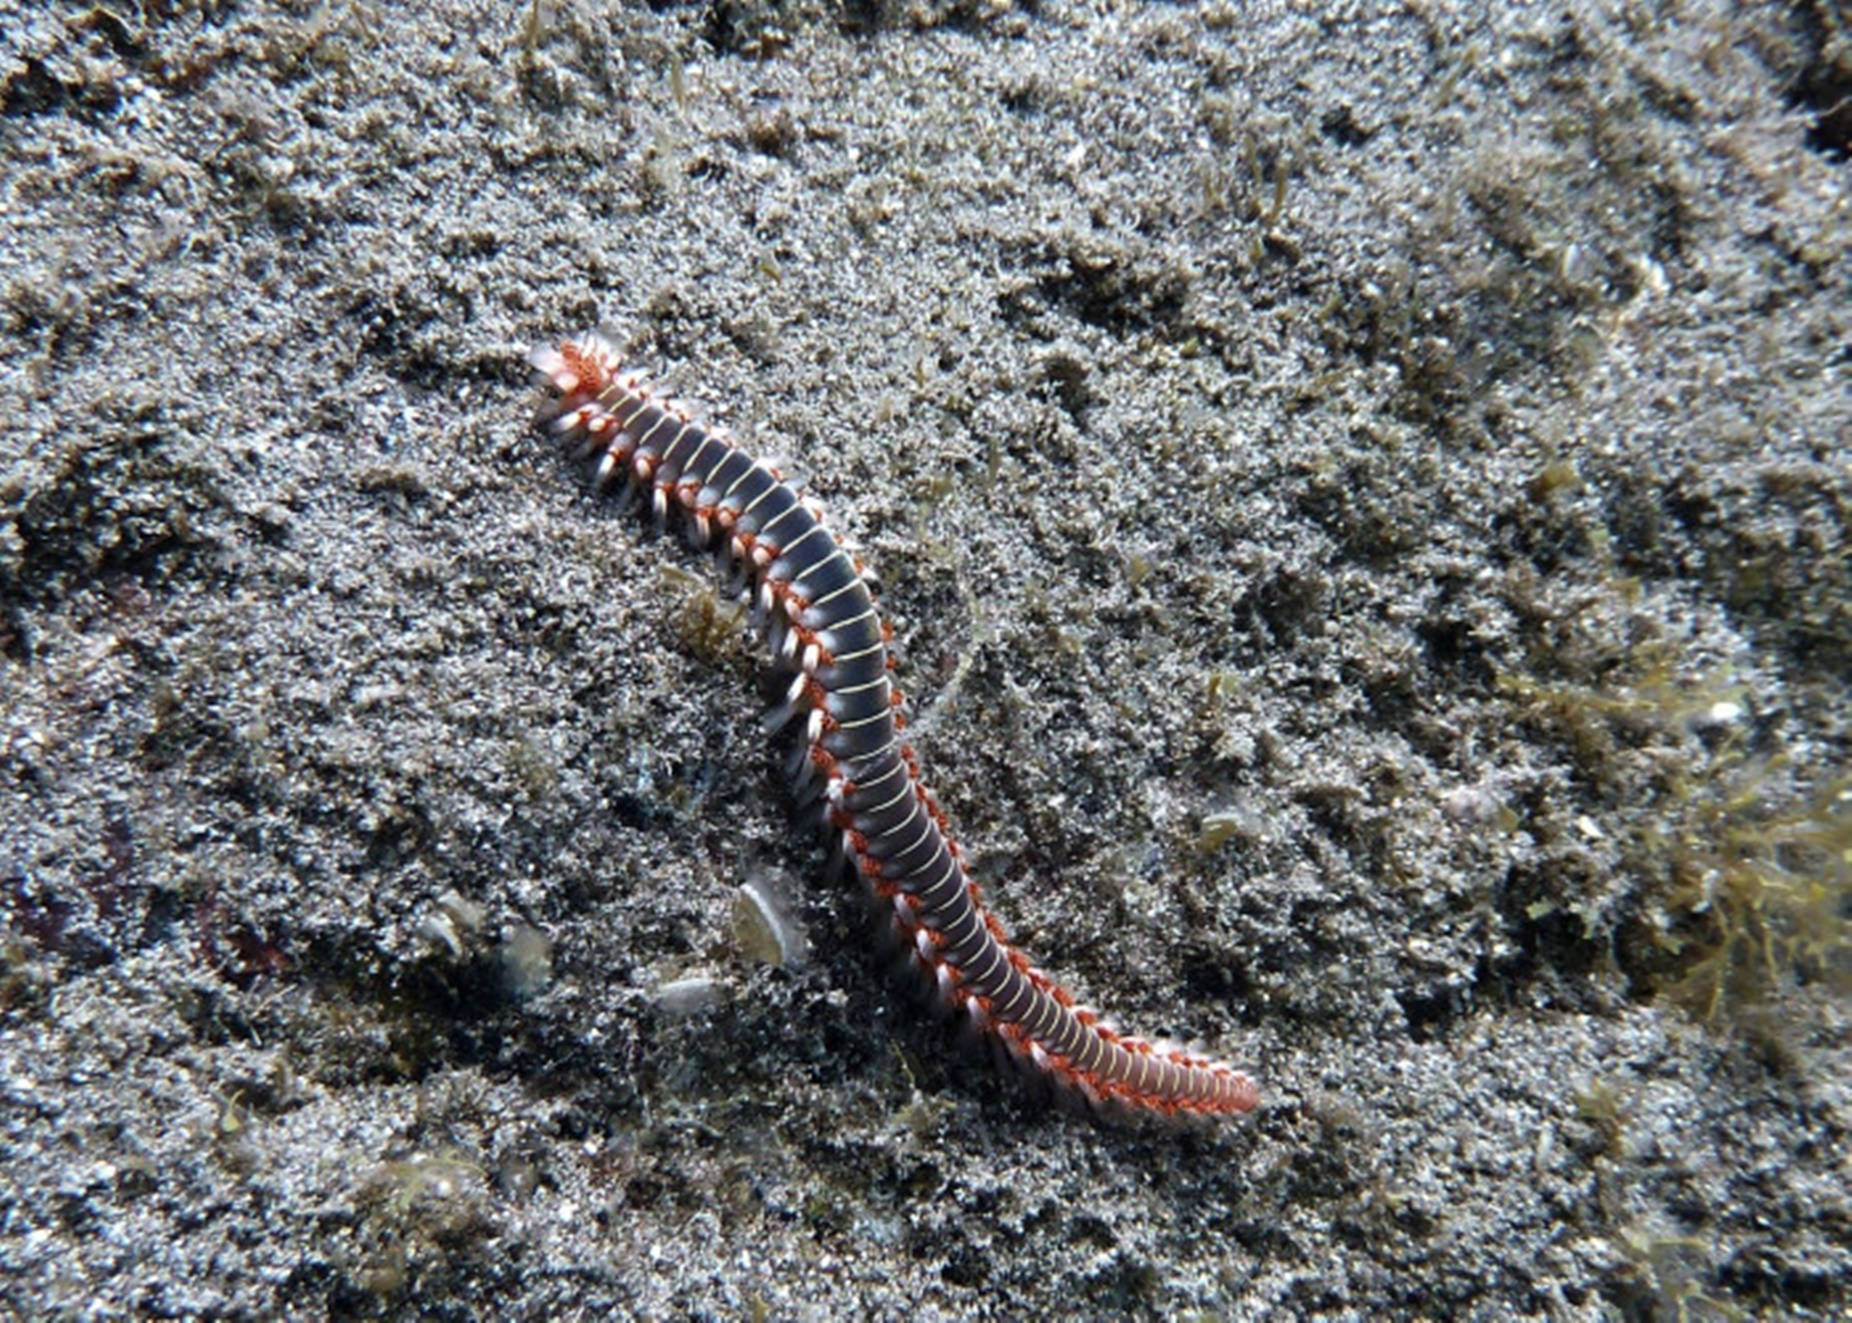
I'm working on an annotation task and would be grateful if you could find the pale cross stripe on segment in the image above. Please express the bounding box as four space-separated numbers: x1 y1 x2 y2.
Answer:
530 331 1259 1120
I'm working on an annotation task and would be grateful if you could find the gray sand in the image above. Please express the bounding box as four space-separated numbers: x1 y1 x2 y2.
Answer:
2 1 1847 1316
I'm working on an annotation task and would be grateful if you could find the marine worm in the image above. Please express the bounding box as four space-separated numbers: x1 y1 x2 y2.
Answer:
530 331 1259 1120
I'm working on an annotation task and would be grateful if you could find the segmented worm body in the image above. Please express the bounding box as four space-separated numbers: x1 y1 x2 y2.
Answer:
531 332 1258 1120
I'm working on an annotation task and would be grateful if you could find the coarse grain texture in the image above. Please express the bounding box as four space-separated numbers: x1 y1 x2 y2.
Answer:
2 0 1848 1317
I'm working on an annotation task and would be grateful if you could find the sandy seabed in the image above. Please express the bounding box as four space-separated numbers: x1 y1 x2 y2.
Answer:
2 2 1847 1317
